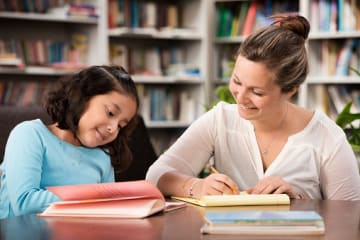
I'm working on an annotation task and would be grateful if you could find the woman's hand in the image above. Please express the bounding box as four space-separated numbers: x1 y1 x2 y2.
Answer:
246 176 304 199
190 173 239 199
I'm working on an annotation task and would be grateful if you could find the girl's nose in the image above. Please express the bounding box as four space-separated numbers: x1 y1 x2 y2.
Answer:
107 120 118 133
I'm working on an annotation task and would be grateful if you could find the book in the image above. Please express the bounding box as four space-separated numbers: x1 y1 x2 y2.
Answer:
172 193 290 207
201 210 325 235
38 180 185 218
241 1 258 36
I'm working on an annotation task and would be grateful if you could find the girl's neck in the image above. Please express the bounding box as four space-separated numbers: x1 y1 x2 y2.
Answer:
47 123 81 146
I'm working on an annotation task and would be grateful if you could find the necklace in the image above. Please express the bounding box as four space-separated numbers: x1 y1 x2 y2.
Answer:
255 103 289 155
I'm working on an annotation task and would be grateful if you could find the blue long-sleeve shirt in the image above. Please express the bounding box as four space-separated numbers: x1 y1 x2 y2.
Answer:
0 119 114 218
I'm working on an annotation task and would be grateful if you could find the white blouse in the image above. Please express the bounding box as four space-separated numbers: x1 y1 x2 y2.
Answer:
146 102 360 200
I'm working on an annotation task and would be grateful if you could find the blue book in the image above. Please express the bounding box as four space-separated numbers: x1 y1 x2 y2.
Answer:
201 210 325 235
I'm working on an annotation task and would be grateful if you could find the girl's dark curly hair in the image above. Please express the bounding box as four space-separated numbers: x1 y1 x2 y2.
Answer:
45 65 139 174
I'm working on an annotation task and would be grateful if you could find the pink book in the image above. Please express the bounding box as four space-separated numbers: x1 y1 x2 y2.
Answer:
38 180 184 218
241 2 258 37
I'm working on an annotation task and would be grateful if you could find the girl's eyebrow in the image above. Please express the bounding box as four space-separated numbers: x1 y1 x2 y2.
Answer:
112 102 121 112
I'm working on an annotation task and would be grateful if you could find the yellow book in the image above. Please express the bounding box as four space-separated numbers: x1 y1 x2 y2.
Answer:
172 193 290 207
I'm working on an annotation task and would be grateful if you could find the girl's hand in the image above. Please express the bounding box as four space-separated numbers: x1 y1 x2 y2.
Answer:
246 176 304 199
191 173 239 199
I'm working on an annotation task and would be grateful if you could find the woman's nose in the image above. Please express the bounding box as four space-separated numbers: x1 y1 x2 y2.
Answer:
235 87 247 102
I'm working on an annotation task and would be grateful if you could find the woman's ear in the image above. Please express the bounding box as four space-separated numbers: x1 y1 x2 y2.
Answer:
286 86 299 99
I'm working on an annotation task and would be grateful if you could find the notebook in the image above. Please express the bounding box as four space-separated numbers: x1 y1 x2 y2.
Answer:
172 193 290 207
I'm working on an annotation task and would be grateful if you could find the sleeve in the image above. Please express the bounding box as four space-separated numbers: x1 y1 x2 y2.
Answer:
320 136 360 200
4 123 60 216
146 107 217 185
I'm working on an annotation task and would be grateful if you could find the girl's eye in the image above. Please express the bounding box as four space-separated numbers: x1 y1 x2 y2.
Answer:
106 107 115 117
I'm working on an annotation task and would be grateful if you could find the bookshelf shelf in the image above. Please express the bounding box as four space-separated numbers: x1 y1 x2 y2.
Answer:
307 76 360 84
132 75 203 84
309 31 360 40
214 36 245 44
145 120 193 128
0 67 76 76
0 12 98 24
108 27 202 40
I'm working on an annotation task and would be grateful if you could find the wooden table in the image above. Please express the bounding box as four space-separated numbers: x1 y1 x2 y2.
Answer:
1 199 359 240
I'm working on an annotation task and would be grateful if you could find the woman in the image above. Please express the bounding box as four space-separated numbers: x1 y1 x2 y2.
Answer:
146 15 360 200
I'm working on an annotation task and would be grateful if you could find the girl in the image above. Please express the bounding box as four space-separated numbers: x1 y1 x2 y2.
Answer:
0 65 139 218
146 15 360 200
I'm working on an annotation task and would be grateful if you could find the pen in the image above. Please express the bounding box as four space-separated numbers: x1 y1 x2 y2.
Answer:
210 166 219 174
209 166 238 194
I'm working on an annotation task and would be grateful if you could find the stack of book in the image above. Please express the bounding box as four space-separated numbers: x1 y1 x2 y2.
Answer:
201 210 325 236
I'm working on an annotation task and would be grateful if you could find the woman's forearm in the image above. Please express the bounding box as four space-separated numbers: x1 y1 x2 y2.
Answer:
157 171 198 197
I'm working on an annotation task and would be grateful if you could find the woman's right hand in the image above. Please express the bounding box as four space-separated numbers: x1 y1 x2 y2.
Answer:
190 173 239 199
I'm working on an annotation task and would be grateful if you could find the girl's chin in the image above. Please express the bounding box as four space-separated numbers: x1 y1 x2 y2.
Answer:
80 139 101 148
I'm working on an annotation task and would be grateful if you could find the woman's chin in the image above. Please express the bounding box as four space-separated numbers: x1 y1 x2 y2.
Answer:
238 107 257 119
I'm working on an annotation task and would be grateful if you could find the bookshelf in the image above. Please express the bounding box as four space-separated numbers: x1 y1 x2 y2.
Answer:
210 0 360 122
0 0 107 106
299 0 360 119
7 1 360 154
107 0 210 154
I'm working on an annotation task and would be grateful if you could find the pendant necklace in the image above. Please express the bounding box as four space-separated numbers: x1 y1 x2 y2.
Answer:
255 103 289 155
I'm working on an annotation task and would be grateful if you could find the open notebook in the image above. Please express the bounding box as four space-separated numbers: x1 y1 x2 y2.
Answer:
172 192 290 207
39 180 185 218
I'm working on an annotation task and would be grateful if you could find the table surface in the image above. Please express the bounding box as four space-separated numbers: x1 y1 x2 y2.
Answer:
1 199 359 240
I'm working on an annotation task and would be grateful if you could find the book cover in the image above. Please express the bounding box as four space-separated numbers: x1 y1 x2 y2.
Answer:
172 193 290 207
201 210 325 235
38 180 177 218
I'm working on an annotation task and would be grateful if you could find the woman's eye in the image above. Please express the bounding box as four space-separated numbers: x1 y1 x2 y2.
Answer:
253 91 264 96
232 78 241 85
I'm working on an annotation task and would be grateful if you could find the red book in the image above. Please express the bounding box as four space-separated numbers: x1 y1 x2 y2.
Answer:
241 2 258 37
39 180 185 218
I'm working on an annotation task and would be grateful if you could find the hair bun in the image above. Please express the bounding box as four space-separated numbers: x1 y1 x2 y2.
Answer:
275 15 310 40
